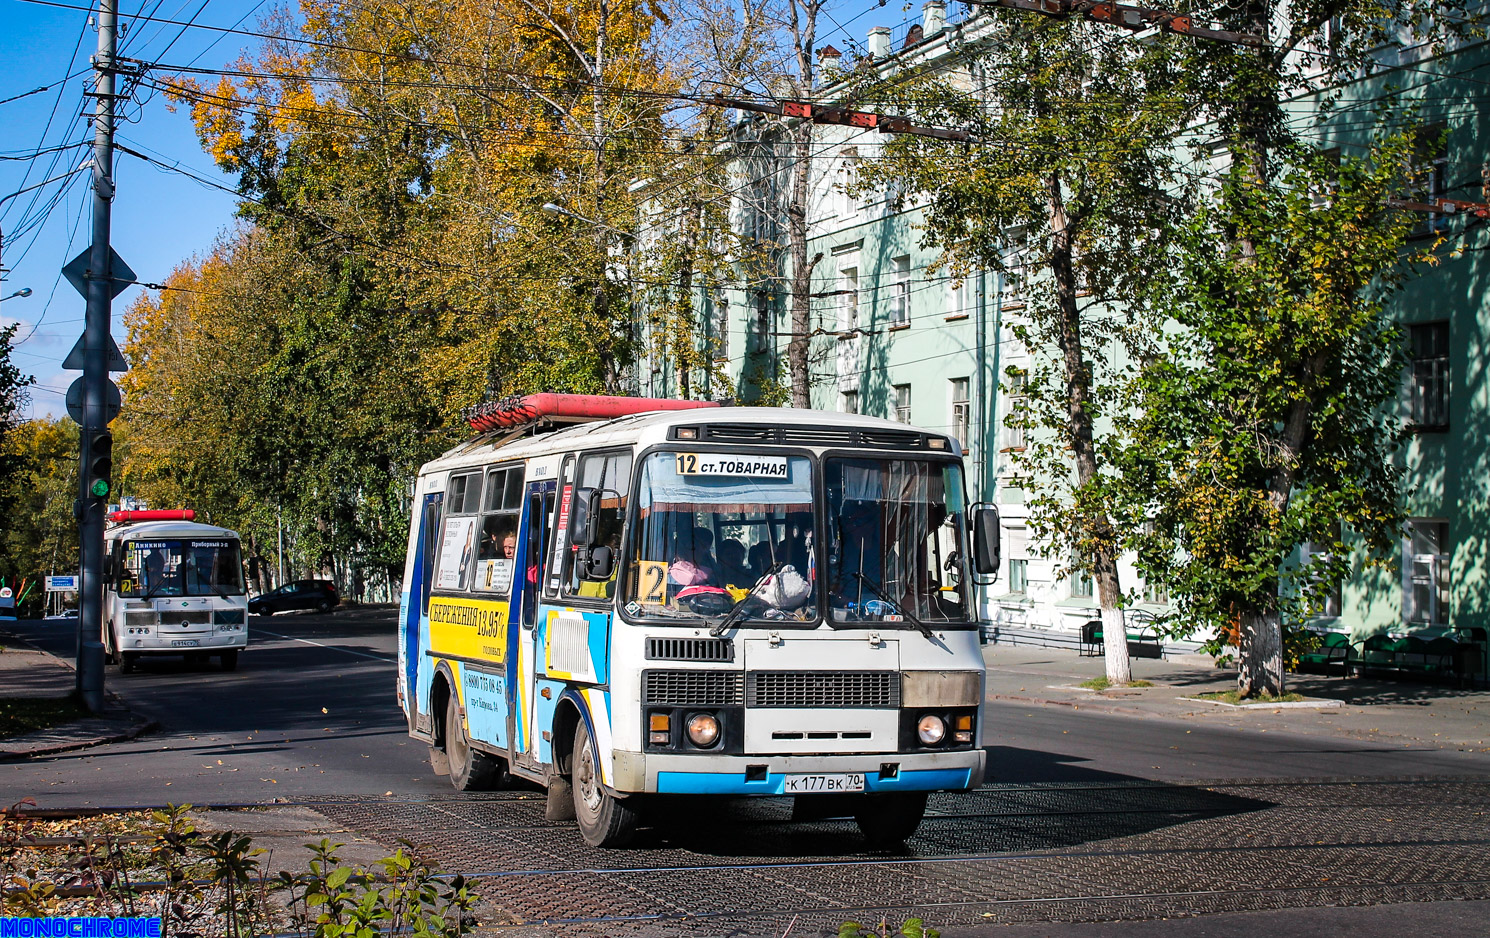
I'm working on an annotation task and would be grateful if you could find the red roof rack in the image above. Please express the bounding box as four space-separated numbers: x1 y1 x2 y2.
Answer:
465 393 720 433
107 509 197 524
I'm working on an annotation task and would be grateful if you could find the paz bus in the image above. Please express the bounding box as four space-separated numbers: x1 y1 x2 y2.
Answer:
103 509 249 672
397 394 1000 847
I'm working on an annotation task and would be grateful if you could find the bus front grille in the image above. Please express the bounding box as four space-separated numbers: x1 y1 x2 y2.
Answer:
646 637 734 662
125 612 156 626
747 671 900 708
642 670 744 706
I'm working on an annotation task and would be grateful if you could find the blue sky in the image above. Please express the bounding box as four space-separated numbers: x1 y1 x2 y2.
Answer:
1 0 260 419
1 0 928 421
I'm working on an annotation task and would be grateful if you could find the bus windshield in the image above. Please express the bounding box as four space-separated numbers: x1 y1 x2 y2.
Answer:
625 452 817 622
824 457 972 625
117 539 245 598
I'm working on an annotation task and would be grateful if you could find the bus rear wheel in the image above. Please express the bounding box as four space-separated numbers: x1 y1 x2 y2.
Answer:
854 792 928 847
444 694 504 791
571 720 637 847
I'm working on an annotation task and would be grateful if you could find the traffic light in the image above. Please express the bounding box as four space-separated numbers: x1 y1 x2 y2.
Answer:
86 430 113 500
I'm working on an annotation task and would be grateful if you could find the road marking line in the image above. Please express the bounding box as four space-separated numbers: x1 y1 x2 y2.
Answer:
253 628 395 662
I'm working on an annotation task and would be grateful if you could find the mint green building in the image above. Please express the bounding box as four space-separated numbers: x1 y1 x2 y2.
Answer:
634 3 1490 668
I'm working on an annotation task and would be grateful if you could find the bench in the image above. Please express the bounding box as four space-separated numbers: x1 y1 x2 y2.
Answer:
1298 631 1352 676
1347 632 1485 686
1080 618 1165 659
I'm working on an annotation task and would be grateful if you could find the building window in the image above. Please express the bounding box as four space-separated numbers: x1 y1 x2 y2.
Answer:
1407 123 1449 235
1404 520 1448 627
1142 581 1169 605
841 390 859 414
837 267 860 388
950 377 971 451
947 276 967 318
1069 556 1093 599
1408 321 1449 430
1002 370 1027 450
1300 533 1343 618
712 295 729 361
1008 559 1028 595
835 148 859 222
890 255 910 326
893 383 912 424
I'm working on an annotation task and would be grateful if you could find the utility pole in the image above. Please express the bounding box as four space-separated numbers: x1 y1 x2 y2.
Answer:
74 0 120 712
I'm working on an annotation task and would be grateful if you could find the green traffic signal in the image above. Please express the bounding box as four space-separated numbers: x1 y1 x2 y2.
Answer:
87 430 113 501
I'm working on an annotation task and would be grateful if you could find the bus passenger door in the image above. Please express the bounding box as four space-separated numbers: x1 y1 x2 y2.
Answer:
512 480 556 774
402 490 444 734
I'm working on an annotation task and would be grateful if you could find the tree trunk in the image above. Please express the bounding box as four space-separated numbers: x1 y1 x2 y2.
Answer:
784 0 819 409
1237 601 1285 697
1046 171 1131 683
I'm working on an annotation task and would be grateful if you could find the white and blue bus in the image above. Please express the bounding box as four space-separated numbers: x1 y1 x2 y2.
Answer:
397 395 999 846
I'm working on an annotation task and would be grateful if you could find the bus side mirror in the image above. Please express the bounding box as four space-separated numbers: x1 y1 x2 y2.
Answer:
584 544 615 581
571 488 598 547
972 505 1001 576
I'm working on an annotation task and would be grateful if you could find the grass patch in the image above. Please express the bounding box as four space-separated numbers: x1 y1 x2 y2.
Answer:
0 695 89 739
1078 677 1155 691
1194 690 1308 705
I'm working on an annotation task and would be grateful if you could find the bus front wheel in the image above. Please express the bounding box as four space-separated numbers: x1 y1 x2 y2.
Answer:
854 792 928 847
444 695 504 791
572 720 637 847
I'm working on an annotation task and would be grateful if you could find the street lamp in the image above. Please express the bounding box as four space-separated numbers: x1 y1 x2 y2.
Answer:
1 288 33 302
542 201 631 241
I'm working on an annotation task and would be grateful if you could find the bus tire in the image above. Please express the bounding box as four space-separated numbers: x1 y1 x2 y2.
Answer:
119 652 138 675
445 694 504 791
105 628 119 666
854 792 928 847
572 720 637 847
220 650 239 671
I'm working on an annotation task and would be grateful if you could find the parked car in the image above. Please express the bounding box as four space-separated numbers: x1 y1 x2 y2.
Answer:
249 580 340 616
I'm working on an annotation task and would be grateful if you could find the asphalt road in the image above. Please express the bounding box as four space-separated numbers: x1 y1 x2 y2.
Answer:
2 607 446 807
7 611 1490 936
5 608 1487 808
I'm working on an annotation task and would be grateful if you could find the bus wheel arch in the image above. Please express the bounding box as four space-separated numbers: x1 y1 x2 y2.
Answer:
428 667 455 775
551 698 583 778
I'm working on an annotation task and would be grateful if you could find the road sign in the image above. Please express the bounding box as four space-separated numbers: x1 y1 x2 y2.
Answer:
46 575 79 591
60 332 129 372
65 376 121 425
62 245 136 301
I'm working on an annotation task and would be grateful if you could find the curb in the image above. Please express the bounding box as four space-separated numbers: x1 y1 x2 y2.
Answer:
988 693 1150 717
1186 696 1344 710
0 714 158 762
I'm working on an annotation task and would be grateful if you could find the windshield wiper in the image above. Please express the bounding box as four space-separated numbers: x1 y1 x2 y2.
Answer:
710 562 784 637
850 572 935 639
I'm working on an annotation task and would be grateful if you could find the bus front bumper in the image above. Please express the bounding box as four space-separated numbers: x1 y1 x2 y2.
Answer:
119 633 247 653
611 748 985 795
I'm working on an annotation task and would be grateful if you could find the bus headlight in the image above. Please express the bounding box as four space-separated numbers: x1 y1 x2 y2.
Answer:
916 714 946 745
686 712 721 747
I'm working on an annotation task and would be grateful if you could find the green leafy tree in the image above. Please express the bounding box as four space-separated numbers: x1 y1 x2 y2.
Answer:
1118 2 1483 696
854 15 1191 684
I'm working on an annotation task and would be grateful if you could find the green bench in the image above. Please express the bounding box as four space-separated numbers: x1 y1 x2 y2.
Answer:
1080 619 1164 659
1342 632 1484 686
1298 631 1352 675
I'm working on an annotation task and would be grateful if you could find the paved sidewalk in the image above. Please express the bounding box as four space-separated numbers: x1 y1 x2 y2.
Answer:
983 641 1490 752
0 625 154 761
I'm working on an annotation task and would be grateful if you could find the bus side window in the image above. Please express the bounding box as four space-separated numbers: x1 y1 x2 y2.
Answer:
563 451 632 598
522 488 551 628
545 456 575 598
